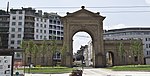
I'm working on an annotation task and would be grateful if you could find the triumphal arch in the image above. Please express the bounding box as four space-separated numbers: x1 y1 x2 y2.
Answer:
61 6 106 67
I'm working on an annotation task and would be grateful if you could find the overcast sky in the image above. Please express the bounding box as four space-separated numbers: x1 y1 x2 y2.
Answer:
1 0 150 52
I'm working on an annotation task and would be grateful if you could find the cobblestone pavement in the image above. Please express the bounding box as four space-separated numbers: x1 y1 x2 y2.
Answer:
24 68 150 76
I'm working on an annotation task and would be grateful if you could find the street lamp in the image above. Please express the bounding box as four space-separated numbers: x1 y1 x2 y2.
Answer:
80 46 84 70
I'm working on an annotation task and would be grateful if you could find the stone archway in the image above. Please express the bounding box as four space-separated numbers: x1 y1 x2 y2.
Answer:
61 6 106 67
106 51 114 66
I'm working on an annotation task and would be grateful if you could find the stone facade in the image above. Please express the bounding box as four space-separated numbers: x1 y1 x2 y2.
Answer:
22 6 144 67
61 6 105 67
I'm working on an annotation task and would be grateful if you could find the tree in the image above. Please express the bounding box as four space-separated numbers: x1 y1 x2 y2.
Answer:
61 44 67 66
20 40 28 65
118 41 126 65
26 40 34 73
130 40 143 64
32 43 39 66
20 40 28 74
40 40 48 66
50 39 57 66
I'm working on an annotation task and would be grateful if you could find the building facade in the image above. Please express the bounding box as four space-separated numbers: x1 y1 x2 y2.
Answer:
0 7 63 66
0 10 9 49
104 28 150 64
8 7 63 49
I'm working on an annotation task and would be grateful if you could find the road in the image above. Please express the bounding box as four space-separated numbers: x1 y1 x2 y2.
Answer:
24 68 150 76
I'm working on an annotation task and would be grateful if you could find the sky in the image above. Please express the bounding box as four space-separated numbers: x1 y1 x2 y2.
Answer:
1 0 150 52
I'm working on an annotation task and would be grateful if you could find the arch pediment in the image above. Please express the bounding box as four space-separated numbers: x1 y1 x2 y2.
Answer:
64 6 105 19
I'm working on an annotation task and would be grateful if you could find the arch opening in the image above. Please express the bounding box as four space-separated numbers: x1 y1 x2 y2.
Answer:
106 51 114 67
72 32 93 67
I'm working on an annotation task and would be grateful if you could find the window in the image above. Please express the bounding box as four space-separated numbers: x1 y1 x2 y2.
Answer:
61 37 63 40
134 56 138 62
40 35 42 39
18 34 21 38
19 11 22 14
44 19 47 22
41 19 43 22
53 31 56 35
18 22 22 26
36 29 39 33
36 35 38 39
17 40 21 44
10 47 14 49
57 21 60 25
57 37 60 40
18 28 22 32
11 11 16 14
54 20 56 24
149 38 150 41
19 16 22 20
11 28 15 32
57 31 60 35
49 20 52 23
147 51 150 55
12 22 16 26
11 34 15 38
37 18 39 21
49 25 52 29
44 24 46 28
146 38 148 41
146 44 148 48
44 36 46 40
36 23 39 27
49 30 52 34
12 16 16 20
40 30 42 33
11 40 15 44
16 52 21 57
44 30 46 33
40 24 43 27
53 52 61 60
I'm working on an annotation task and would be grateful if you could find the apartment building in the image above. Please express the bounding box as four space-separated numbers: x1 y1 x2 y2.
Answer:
0 10 9 49
103 27 150 64
8 7 63 48
6 7 63 66
34 11 63 40
9 7 35 49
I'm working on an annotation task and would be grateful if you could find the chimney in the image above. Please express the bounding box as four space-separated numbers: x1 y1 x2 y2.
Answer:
6 2 9 13
38 10 42 16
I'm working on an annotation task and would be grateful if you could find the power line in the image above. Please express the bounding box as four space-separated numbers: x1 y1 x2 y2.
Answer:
102 11 150 13
75 35 90 38
1 5 150 9
34 6 150 9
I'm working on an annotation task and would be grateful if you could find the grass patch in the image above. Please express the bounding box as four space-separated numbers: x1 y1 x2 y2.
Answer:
17 66 75 74
107 65 150 71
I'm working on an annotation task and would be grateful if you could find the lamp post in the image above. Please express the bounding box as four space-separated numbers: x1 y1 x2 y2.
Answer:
80 46 84 70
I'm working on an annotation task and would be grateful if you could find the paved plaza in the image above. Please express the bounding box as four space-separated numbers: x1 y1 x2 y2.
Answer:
24 68 150 76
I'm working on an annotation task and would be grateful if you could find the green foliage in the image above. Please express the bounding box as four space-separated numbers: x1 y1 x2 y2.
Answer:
18 67 74 74
107 65 150 71
61 44 67 56
131 40 142 56
50 39 57 54
20 40 27 51
118 41 126 64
